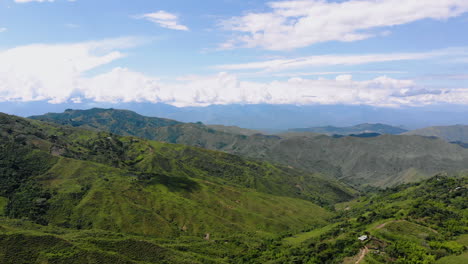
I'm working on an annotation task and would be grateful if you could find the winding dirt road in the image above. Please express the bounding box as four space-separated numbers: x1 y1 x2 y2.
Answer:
355 246 369 264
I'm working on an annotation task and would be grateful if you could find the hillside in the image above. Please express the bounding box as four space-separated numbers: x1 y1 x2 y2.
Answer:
2 111 467 263
289 123 408 135
1 172 466 263
405 125 468 144
254 175 468 263
0 112 356 235
230 134 468 188
31 109 468 188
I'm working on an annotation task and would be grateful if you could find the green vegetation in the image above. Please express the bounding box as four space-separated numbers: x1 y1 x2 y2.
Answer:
2 111 467 263
0 112 355 233
0 112 351 262
31 108 468 189
0 197 7 216
30 108 182 136
247 175 467 263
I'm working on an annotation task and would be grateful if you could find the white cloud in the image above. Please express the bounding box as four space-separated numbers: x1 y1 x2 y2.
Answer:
146 73 463 107
0 28 7 33
138 11 189 31
266 71 407 78
216 51 449 72
216 48 468 72
0 38 138 103
1 40 468 107
221 0 468 50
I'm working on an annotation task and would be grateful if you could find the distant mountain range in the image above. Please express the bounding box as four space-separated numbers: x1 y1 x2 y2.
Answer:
404 125 468 144
288 123 408 135
31 108 468 188
5 101 468 130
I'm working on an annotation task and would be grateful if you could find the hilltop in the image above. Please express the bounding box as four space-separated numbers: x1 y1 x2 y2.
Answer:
30 108 182 137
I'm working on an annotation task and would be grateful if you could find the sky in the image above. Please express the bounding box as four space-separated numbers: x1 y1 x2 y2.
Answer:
1 0 468 111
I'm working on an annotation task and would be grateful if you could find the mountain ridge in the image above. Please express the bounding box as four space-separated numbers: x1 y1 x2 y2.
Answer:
1 112 355 230
288 123 408 135
404 125 468 144
30 108 468 188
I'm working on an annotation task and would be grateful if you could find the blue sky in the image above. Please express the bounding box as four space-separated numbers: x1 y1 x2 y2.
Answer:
1 0 468 109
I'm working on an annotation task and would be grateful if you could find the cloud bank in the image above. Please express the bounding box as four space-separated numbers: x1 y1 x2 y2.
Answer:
0 39 467 107
221 0 468 50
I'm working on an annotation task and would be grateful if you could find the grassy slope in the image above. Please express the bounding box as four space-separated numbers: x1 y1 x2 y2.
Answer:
3 175 465 263
0 218 228 264
435 235 468 264
40 157 332 238
31 109 468 188
0 112 354 243
0 112 357 263
23 115 356 205
256 175 468 263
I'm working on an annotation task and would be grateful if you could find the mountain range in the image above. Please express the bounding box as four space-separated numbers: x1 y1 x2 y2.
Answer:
5 101 468 130
288 123 408 135
31 108 468 188
404 125 468 144
1 109 467 263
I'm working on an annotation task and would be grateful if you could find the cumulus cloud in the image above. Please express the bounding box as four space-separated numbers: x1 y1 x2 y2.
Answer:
221 0 468 50
1 40 467 107
137 11 189 31
0 38 137 103
144 73 461 107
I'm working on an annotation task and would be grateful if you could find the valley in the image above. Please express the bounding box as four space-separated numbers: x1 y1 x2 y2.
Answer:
0 110 465 263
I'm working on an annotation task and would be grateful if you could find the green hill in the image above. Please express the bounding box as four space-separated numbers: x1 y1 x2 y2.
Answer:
30 108 183 138
1 170 465 263
251 175 468 263
1 111 467 263
0 112 356 236
31 109 468 188
237 134 468 188
405 125 468 144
